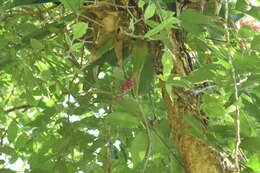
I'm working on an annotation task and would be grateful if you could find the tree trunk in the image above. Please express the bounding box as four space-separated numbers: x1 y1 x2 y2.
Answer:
157 1 229 173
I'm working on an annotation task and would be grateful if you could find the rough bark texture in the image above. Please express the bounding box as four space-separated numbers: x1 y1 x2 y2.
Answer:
158 1 228 172
162 85 225 173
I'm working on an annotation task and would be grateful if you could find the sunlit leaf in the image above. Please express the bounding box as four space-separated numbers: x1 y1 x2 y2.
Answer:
144 3 156 21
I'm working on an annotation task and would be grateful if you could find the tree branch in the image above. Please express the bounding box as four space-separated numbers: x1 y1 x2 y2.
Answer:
5 105 31 113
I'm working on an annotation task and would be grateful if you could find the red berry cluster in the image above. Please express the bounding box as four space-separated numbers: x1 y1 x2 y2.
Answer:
111 77 133 104
240 20 260 30
121 77 133 93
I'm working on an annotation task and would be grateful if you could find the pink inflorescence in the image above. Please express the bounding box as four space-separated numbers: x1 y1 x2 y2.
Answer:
240 20 260 30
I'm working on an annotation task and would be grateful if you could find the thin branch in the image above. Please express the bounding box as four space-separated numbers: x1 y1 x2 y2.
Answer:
137 100 152 173
224 0 241 172
205 37 227 43
5 104 31 113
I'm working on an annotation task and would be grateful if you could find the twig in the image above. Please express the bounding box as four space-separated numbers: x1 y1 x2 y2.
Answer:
79 14 104 27
224 0 240 172
5 104 31 113
205 37 227 43
137 100 152 173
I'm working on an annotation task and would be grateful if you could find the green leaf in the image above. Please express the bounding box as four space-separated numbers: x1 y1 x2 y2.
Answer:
106 112 140 128
130 132 148 165
5 0 59 9
144 3 156 21
31 39 44 51
183 114 204 139
162 50 173 77
71 42 84 51
0 36 8 49
201 95 226 118
60 0 84 12
246 6 260 20
72 22 88 40
112 98 141 116
138 54 154 95
181 22 204 35
180 10 213 25
240 111 253 137
247 154 260 172
7 121 19 143
145 17 180 38
166 76 192 89
251 35 260 51
238 26 255 38
15 133 29 150
241 137 260 152
236 0 250 11
0 169 16 173
138 0 145 9
132 40 149 73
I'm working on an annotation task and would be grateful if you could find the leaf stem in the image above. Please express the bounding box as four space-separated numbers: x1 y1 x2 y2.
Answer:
224 0 241 172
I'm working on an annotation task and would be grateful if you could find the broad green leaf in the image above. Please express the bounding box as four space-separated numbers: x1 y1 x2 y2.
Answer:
180 11 213 25
106 112 139 128
72 22 88 40
53 136 71 153
208 125 235 138
181 21 204 35
112 98 141 116
145 17 180 38
166 78 192 89
138 0 145 9
5 0 59 9
183 114 203 133
241 137 260 152
247 154 260 172
162 50 173 77
60 0 84 12
71 42 84 51
246 6 260 20
15 133 29 150
240 111 253 137
138 54 154 95
0 146 16 157
236 0 250 11
186 64 218 83
251 35 260 51
201 95 226 118
0 36 8 49
0 169 16 173
132 40 149 72
238 26 255 38
130 132 148 165
7 121 19 143
144 3 156 21
31 39 44 51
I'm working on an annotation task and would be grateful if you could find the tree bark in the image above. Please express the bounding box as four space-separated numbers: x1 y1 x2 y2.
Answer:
158 1 229 172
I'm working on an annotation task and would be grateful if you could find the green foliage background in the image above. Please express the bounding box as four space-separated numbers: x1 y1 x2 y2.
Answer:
0 0 260 172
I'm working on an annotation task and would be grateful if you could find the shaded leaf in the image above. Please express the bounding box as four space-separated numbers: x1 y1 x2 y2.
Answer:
7 121 19 143
106 112 139 128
